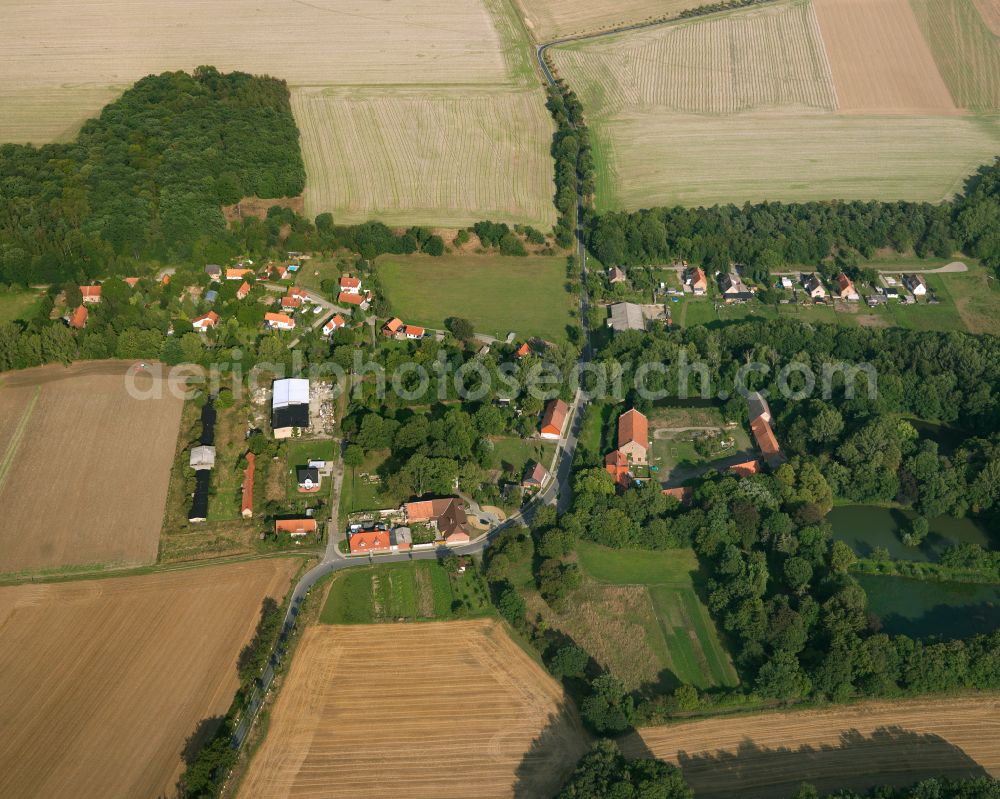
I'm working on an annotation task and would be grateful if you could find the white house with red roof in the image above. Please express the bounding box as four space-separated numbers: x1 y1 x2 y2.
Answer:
340 275 362 295
265 312 296 331
323 314 346 337
192 311 219 331
236 281 251 300
80 285 102 304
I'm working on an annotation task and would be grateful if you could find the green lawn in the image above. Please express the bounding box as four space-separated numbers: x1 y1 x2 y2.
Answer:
0 288 43 324
491 436 555 475
284 439 338 498
377 254 576 343
576 541 739 688
340 449 391 519
320 560 493 623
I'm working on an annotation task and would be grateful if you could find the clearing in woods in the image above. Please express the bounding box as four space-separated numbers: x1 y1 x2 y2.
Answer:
620 696 1000 799
376 254 577 343
514 0 698 40
236 620 588 799
550 0 1000 209
0 364 183 574
294 87 556 227
0 558 299 799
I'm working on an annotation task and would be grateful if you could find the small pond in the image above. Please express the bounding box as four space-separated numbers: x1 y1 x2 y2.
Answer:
828 505 995 562
857 573 1000 640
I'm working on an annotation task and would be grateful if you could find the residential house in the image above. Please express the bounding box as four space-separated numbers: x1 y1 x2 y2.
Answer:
124 277 140 288
885 287 900 300
68 305 88 330
349 529 392 555
265 312 296 331
522 461 549 490
205 264 222 281
728 459 760 478
404 325 425 340
390 527 412 552
241 453 255 519
719 273 752 301
338 291 370 310
540 398 569 439
297 466 320 492
751 416 785 469
606 302 645 332
605 449 630 489
271 378 310 438
280 295 302 311
616 408 649 466
288 287 309 302
804 273 826 300
189 445 216 471
80 285 102 304
835 272 859 301
662 486 693 504
275 519 317 536
686 267 708 295
340 275 362 295
383 317 403 337
236 280 251 300
192 311 219 331
405 497 470 544
607 266 627 284
323 315 346 337
515 342 531 358
226 268 252 280
904 274 928 296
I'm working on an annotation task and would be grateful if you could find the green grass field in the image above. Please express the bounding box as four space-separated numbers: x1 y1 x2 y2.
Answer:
320 560 493 623
340 449 391 519
576 542 739 688
284 439 337 498
491 437 555 475
0 289 42 325
377 254 576 343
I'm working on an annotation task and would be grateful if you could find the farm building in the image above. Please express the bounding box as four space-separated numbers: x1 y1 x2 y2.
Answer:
265 312 296 331
189 445 216 471
192 311 219 331
404 497 470 544
751 417 785 469
67 305 88 330
241 453 255 519
80 285 102 304
540 398 569 439
606 302 645 332
271 378 310 439
275 519 317 537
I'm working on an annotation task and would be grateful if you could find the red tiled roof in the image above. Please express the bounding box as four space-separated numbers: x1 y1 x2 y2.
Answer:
728 459 760 477
265 312 295 328
237 280 251 298
281 296 302 309
662 486 693 503
618 408 648 451
192 311 219 328
404 325 424 337
383 317 403 334
288 287 308 300
751 416 781 458
340 276 361 289
693 267 707 289
80 285 102 299
516 342 531 358
241 453 255 516
349 530 392 554
339 291 364 305
227 268 252 280
605 450 629 486
68 305 88 329
124 277 140 288
405 498 468 539
275 519 317 535
540 399 569 437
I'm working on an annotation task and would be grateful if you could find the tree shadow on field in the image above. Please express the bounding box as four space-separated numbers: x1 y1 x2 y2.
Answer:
237 596 280 683
180 715 227 766
512 699 590 799
619 725 988 799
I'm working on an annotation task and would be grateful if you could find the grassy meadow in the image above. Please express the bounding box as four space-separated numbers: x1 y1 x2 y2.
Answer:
0 289 43 325
377 254 576 343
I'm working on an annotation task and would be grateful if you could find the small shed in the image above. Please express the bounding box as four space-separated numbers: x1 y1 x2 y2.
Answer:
189 445 216 471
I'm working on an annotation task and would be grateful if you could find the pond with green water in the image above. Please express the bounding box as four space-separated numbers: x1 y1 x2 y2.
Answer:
857 573 1000 640
828 505 995 562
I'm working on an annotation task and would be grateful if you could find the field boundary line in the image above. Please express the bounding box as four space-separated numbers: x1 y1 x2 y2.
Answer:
0 386 40 494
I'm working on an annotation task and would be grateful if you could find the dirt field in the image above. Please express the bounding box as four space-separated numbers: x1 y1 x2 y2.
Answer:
295 87 556 227
0 558 299 799
237 620 588 798
515 0 696 39
813 0 957 113
973 0 1000 35
621 696 1000 799
551 1 837 115
0 363 183 573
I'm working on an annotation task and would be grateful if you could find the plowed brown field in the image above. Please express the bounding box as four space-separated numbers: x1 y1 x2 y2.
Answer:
0 558 299 799
621 696 1000 799
0 363 183 573
973 0 1000 35
814 0 957 113
237 620 588 799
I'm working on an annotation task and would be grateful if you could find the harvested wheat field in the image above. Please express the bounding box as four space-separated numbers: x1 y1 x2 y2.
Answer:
974 0 1000 35
0 558 299 799
295 88 556 227
0 0 510 140
0 362 183 573
551 0 838 115
621 696 1000 799
515 0 694 39
813 0 957 113
237 620 588 798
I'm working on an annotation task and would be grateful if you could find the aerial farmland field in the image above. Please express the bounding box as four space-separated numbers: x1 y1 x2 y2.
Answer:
377 254 576 343
236 619 587 799
549 0 1000 209
0 363 183 574
621 696 1000 799
0 558 299 799
514 0 696 40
